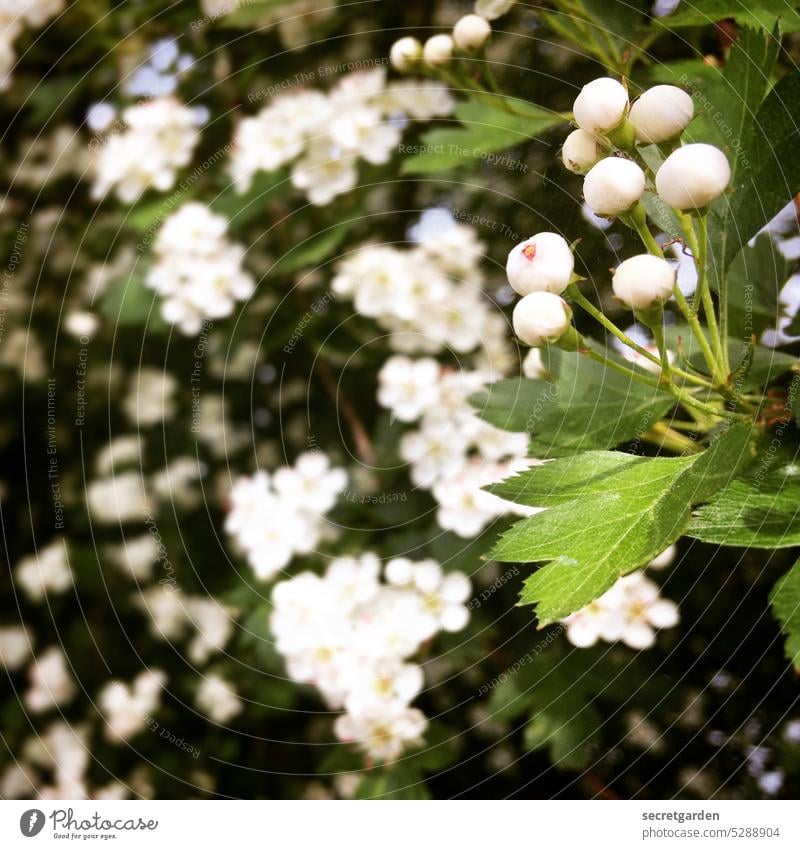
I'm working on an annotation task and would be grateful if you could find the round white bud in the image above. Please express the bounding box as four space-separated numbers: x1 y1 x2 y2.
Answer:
655 143 731 210
453 14 491 50
513 292 572 348
573 77 629 134
390 37 423 72
423 34 455 67
612 254 676 310
506 232 575 295
561 128 605 174
629 85 694 144
583 157 646 217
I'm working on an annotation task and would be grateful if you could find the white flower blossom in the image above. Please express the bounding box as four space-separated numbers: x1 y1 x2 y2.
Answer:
91 98 201 202
146 203 255 334
226 453 346 580
15 540 72 601
25 647 76 713
562 572 680 649
196 674 242 723
271 554 470 762
99 670 167 742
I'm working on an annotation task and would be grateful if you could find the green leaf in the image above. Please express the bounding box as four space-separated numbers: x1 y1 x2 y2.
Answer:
355 766 431 799
469 347 675 457
217 0 293 26
523 695 602 770
275 220 354 272
211 168 291 228
723 69 800 271
490 423 755 624
487 641 614 770
401 99 563 175
101 268 164 328
688 455 800 547
770 559 800 670
659 0 800 30
726 233 788 339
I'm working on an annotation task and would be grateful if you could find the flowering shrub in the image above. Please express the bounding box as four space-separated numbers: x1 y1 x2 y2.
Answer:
3 0 800 802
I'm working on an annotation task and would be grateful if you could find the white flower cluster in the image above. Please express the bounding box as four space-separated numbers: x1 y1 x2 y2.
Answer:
91 97 202 203
25 646 76 714
196 673 242 723
135 588 234 665
271 553 471 762
0 0 64 89
226 452 347 580
14 539 72 602
562 567 679 650
333 213 511 369
1 720 131 799
98 669 166 742
146 203 255 334
378 356 536 537
231 68 453 206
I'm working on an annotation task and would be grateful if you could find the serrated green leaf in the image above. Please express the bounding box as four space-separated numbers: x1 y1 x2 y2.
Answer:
355 766 431 799
275 220 354 272
469 347 675 457
523 696 602 769
490 423 755 624
659 0 800 29
101 268 164 328
688 458 800 547
726 233 788 339
211 168 290 228
723 69 800 272
769 558 800 669
401 99 563 175
217 0 293 26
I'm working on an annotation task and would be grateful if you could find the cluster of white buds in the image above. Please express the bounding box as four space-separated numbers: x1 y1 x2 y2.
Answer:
506 233 576 348
567 77 730 219
391 10 492 73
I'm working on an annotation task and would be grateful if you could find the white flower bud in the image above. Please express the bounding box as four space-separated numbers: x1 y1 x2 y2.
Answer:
561 128 604 174
390 37 423 72
583 157 645 217
474 0 515 20
423 34 455 67
629 85 694 144
513 292 572 348
612 254 676 310
453 14 491 51
655 143 731 210
573 77 629 134
506 232 575 295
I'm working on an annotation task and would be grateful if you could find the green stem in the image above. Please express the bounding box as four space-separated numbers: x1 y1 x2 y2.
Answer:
626 203 665 258
626 203 726 385
700 213 730 374
579 346 661 388
650 318 672 383
671 285 726 385
578 347 735 420
570 287 712 389
679 211 727 377
642 421 703 454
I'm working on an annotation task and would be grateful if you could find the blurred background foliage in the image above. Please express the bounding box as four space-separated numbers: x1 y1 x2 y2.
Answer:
2 0 800 799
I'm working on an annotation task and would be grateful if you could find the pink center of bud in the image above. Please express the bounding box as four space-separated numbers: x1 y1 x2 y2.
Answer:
522 244 537 261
